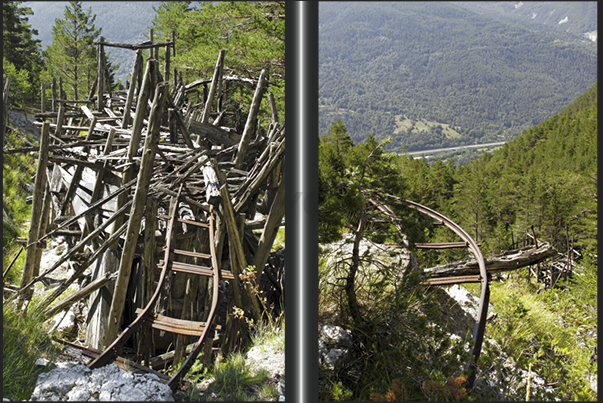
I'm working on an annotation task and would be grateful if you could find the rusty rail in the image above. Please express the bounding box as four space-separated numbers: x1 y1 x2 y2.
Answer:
88 183 222 390
404 200 490 387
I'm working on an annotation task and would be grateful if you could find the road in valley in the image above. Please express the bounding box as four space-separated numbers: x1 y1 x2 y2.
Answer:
405 141 507 156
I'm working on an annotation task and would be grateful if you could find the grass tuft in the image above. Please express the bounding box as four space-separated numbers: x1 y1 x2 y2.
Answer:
3 297 61 400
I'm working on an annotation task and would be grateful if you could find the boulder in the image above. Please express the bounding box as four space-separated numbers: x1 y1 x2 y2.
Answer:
30 363 174 401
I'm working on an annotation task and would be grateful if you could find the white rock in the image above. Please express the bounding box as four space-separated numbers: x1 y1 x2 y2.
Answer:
30 363 173 401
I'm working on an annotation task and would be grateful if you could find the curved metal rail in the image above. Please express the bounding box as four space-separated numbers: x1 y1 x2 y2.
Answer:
404 200 490 387
88 183 223 390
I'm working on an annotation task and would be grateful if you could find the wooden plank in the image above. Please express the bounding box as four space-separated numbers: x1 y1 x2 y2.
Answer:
171 249 212 260
415 242 471 249
43 271 117 318
159 260 234 280
136 308 222 336
422 275 482 286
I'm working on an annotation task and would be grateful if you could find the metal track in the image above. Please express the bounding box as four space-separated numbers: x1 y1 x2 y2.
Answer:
404 200 490 387
88 183 222 390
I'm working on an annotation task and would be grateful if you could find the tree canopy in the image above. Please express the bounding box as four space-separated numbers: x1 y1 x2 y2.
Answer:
44 1 102 100
2 1 44 105
150 1 285 121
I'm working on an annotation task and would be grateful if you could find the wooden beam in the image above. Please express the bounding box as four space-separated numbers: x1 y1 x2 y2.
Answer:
20 122 50 301
234 69 267 169
422 242 558 278
121 49 143 129
201 50 225 124
105 82 169 346
43 271 118 319
253 167 285 283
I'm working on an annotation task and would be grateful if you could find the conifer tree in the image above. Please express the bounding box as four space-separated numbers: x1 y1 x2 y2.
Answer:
2 1 43 104
44 1 101 100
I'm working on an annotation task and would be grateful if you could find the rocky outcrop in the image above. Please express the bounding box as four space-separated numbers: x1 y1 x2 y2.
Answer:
30 363 173 401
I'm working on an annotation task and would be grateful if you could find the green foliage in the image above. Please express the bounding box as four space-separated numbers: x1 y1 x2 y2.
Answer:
2 1 44 105
3 298 61 401
318 269 472 401
319 84 597 401
3 128 37 284
483 257 597 401
150 1 285 122
318 2 597 152
44 1 102 100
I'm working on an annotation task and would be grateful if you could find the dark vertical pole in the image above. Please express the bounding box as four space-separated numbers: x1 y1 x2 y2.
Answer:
41 83 46 113
51 77 57 113
287 3 318 403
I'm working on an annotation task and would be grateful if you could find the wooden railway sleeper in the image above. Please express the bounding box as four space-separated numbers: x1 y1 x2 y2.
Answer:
88 183 224 391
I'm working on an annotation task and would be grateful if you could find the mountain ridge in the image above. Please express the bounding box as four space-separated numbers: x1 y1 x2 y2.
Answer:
319 1 597 153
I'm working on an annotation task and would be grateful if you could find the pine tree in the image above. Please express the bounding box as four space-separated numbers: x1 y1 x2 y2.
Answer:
2 1 43 105
44 1 101 100
151 1 285 119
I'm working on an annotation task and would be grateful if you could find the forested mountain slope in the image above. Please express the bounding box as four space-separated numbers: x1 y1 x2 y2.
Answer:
454 1 598 39
318 80 597 402
401 82 597 257
318 2 597 152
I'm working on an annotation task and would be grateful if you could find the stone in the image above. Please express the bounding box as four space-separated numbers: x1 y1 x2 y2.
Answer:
30 363 174 401
318 324 353 369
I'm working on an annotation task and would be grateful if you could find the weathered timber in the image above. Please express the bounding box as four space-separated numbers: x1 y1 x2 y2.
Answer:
20 122 50 300
253 167 285 282
122 49 143 129
44 271 118 319
188 120 241 146
214 159 262 321
105 82 169 346
97 38 106 111
234 69 268 169
38 222 127 312
201 50 225 124
422 242 558 278
136 196 158 364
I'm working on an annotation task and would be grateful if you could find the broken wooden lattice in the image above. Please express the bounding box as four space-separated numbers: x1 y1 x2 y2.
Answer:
6 38 284 390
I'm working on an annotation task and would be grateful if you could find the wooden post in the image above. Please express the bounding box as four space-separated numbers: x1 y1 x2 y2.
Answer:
105 82 169 346
96 37 106 111
253 168 285 282
234 69 267 169
168 108 177 143
268 92 279 123
113 59 157 233
136 196 157 365
81 127 116 242
20 121 50 301
201 50 225 125
121 49 143 129
41 82 46 113
213 159 262 322
33 182 52 277
2 77 10 137
164 44 170 83
51 77 57 113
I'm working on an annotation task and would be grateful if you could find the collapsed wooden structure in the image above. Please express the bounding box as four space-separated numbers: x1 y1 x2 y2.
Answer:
6 39 284 390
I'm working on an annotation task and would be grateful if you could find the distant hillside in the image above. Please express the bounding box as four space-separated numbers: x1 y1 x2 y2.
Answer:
318 2 597 152
24 1 163 83
454 1 598 40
